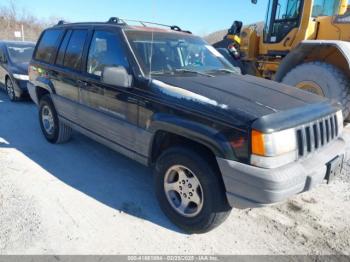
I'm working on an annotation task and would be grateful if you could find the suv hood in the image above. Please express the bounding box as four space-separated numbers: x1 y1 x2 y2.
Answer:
151 74 337 129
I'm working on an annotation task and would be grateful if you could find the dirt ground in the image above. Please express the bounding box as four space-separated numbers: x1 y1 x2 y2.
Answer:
0 91 350 255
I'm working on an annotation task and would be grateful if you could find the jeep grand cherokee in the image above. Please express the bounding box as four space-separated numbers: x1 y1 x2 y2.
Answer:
27 18 346 234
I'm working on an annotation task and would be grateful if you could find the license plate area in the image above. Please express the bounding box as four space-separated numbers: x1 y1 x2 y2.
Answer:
325 155 344 184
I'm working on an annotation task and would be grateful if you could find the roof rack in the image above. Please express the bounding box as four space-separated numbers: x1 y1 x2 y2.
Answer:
108 17 192 34
56 20 66 26
107 17 126 25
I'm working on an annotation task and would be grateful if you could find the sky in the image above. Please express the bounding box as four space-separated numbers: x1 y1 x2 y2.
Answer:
13 0 269 36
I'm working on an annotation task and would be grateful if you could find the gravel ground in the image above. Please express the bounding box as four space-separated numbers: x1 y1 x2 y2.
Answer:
0 91 350 255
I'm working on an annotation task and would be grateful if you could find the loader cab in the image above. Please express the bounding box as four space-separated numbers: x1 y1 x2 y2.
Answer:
263 0 304 44
260 0 343 51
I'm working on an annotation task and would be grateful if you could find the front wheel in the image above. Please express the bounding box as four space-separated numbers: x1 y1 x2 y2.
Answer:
154 147 232 234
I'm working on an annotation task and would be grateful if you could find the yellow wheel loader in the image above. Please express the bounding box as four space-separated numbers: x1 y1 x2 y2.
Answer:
214 0 350 119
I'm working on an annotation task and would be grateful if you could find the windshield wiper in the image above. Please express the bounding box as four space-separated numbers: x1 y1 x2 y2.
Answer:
210 68 240 74
150 70 174 75
175 69 214 77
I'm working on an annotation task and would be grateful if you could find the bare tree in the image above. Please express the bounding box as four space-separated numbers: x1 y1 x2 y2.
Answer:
0 0 64 42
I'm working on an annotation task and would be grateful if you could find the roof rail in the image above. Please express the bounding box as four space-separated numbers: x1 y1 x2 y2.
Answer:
107 17 126 25
115 18 192 34
56 20 66 26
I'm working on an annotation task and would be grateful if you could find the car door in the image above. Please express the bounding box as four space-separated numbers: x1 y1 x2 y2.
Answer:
54 29 89 102
78 29 146 159
50 28 90 124
0 45 8 86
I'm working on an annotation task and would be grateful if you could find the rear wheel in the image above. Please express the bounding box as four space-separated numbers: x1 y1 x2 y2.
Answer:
282 62 350 120
154 147 232 234
39 94 72 144
6 77 18 102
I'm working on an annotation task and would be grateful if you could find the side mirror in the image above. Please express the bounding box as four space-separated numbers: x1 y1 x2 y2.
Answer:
102 66 132 88
251 0 257 4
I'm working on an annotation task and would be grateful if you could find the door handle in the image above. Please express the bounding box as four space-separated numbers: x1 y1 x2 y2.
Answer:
77 80 89 88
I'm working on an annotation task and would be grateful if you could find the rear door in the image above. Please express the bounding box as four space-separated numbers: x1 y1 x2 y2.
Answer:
54 29 89 102
50 28 90 124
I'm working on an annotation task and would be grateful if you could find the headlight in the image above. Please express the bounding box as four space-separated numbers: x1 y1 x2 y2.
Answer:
336 110 344 135
251 128 298 169
13 74 29 81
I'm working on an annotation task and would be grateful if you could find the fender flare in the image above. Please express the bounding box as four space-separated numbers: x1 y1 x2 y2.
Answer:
35 76 56 94
147 113 236 161
275 40 350 82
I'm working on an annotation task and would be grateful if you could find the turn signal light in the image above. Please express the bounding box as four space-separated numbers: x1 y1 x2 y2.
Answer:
251 130 265 156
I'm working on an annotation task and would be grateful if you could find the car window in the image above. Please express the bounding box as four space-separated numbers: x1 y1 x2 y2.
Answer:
63 30 88 70
35 29 63 63
87 31 129 77
56 30 72 66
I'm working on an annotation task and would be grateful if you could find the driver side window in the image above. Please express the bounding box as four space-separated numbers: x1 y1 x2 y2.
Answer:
87 31 129 77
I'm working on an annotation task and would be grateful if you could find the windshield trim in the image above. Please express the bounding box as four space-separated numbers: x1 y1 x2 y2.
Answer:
122 29 146 77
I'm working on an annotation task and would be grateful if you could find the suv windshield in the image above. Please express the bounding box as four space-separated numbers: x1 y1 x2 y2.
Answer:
124 30 236 76
6 44 35 64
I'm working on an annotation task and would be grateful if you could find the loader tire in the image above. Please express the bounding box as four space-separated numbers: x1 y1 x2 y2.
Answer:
282 62 350 121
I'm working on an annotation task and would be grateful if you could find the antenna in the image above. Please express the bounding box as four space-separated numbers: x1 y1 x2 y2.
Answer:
149 1 155 78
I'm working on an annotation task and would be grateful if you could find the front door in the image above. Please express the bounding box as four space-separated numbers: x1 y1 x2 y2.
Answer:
79 29 145 158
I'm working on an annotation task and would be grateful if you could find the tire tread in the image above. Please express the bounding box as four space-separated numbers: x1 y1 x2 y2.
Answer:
282 61 350 120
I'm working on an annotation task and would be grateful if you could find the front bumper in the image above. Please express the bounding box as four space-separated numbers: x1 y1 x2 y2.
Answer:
217 137 347 209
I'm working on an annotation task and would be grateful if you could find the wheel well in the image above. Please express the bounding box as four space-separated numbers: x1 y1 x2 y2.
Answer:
276 44 350 82
36 86 50 102
150 131 229 194
150 131 219 169
5 75 10 83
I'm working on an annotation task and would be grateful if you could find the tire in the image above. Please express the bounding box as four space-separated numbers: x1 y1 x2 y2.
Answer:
5 77 18 102
39 94 72 144
282 62 350 120
154 146 232 234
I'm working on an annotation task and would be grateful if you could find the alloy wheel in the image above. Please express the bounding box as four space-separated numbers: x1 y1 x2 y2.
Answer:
164 165 204 217
41 105 55 135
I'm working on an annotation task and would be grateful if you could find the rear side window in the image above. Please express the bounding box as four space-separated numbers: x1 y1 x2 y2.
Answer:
87 31 129 77
63 30 88 70
35 29 63 63
56 30 72 66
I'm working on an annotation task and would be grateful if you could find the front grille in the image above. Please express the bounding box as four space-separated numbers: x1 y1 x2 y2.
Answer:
296 113 339 157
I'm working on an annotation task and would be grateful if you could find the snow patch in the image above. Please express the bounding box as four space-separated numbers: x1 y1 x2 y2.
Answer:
153 79 228 110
